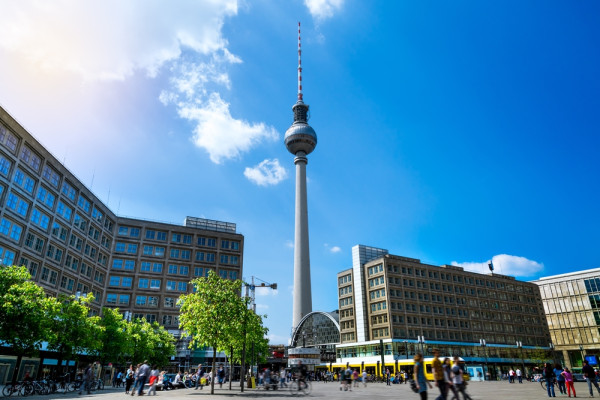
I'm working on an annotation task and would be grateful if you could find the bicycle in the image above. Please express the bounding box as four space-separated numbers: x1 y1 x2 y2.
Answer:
90 378 105 391
290 379 312 396
541 378 558 391
2 381 26 397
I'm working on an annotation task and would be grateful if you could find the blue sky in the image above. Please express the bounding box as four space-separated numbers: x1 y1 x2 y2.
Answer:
0 0 599 344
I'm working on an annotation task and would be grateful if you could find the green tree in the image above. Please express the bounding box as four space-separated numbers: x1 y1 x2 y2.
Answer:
95 307 129 367
148 320 176 367
178 271 243 394
0 266 54 384
46 293 102 375
124 317 175 367
224 300 269 392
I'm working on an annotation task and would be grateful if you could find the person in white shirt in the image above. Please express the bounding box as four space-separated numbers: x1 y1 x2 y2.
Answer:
362 370 367 387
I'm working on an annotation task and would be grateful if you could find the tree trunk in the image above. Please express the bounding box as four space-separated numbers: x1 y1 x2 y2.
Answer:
240 337 246 392
211 346 217 394
228 345 233 390
11 354 23 385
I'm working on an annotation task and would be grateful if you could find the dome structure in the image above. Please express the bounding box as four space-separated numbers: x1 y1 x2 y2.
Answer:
284 120 317 156
290 311 340 348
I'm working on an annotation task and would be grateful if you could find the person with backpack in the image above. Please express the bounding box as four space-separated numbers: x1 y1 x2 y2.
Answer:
451 357 472 400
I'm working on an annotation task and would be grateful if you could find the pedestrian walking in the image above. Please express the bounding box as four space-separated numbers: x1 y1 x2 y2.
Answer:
561 367 576 398
362 369 367 387
516 368 522 384
451 356 471 400
133 361 150 396
554 364 566 395
147 366 159 396
583 360 600 397
432 349 446 400
194 364 205 390
414 353 433 400
79 364 92 395
543 362 556 398
125 365 135 394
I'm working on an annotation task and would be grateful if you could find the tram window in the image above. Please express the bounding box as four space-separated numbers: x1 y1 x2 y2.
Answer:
426 365 432 374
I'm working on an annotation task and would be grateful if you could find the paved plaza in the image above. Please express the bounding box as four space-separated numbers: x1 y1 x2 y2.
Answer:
5 380 597 400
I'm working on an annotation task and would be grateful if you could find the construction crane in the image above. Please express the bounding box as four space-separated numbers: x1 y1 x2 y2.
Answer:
244 276 277 313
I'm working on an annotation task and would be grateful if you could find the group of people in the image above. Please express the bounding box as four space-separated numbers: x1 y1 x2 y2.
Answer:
122 361 160 396
542 359 600 398
414 349 470 400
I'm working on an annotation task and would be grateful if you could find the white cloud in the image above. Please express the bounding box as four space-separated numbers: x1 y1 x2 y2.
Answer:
285 240 294 249
268 333 290 345
304 0 344 21
255 304 270 310
244 159 288 186
451 254 544 278
0 0 238 81
255 287 278 297
175 93 278 164
324 243 342 253
0 1 277 165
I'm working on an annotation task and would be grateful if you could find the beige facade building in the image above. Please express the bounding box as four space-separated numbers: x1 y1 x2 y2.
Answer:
0 106 243 340
337 245 552 378
532 268 600 370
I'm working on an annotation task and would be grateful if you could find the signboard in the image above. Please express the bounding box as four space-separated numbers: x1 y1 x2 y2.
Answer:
585 355 598 366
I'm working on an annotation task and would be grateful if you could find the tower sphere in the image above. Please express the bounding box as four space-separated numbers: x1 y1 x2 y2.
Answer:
285 121 317 156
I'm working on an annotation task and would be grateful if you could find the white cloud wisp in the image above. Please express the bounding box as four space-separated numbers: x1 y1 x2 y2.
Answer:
304 0 345 21
244 159 288 186
0 0 238 81
451 254 544 278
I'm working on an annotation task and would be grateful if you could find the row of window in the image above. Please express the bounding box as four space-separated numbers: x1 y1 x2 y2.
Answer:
108 276 189 292
117 226 240 251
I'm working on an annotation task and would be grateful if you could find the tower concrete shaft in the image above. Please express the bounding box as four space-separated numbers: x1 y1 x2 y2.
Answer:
292 152 312 329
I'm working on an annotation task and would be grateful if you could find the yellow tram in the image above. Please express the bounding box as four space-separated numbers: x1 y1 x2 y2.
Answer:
316 357 469 382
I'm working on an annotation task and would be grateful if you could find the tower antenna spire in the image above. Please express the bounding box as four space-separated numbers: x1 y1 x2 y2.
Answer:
297 21 303 103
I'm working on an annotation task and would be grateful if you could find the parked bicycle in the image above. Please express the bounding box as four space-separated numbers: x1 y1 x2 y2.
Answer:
2 381 27 397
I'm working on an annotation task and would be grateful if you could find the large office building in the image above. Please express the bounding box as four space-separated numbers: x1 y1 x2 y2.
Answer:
532 268 600 370
0 105 244 362
335 245 552 378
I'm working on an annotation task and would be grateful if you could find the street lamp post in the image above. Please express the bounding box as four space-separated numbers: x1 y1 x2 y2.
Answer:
549 343 556 366
480 339 488 381
240 278 277 392
516 341 525 376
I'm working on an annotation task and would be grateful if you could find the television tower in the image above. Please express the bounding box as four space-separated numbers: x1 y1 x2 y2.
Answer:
285 22 317 330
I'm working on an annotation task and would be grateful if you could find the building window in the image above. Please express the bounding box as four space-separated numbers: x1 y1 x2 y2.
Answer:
19 146 41 171
0 154 12 176
77 195 91 213
61 181 77 202
164 297 175 307
13 169 35 194
106 294 117 305
139 279 149 289
136 296 147 306
42 165 60 188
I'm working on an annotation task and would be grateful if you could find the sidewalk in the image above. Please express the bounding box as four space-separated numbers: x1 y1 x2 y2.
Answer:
3 380 593 400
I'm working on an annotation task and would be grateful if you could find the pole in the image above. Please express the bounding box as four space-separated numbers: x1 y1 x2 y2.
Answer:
480 339 488 381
